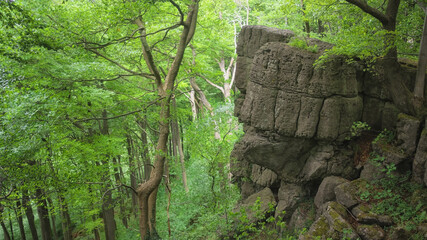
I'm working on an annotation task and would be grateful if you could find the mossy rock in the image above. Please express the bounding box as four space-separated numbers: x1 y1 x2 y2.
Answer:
397 113 420 121
356 224 385 240
335 178 368 208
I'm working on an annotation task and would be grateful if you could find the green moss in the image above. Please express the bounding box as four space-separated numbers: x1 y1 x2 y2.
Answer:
397 113 419 121
329 211 349 232
358 203 371 212
329 202 347 217
311 216 330 236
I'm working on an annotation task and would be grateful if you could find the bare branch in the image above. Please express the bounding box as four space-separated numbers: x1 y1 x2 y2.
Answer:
86 48 148 77
168 0 184 24
135 17 163 89
196 73 225 94
345 0 389 25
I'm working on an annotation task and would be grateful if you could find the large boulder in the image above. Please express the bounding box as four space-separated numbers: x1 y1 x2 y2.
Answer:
275 182 307 219
238 187 277 222
300 201 359 240
314 176 349 209
396 113 420 155
334 179 368 209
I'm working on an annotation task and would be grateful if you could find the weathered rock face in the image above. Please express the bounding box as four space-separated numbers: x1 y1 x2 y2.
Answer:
231 25 427 239
231 25 390 194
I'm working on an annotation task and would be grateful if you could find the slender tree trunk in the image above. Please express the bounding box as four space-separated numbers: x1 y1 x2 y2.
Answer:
164 162 172 237
135 1 198 238
100 110 116 240
0 205 11 240
58 196 72 240
415 11 427 100
15 200 27 240
318 19 325 35
171 99 189 192
46 198 57 240
189 87 197 120
112 157 129 228
92 215 101 240
301 0 310 37
22 193 38 240
137 119 152 182
137 99 170 239
36 189 53 240
0 220 10 240
127 134 139 217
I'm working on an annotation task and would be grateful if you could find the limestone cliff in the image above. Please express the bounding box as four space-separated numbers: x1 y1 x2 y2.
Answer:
230 26 427 239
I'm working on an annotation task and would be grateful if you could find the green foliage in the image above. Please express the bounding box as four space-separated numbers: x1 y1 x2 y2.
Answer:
373 128 395 144
288 37 318 53
228 200 294 240
358 130 427 234
347 121 371 140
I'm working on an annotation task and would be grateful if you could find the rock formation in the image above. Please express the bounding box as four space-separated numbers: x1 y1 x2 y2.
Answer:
231 25 427 239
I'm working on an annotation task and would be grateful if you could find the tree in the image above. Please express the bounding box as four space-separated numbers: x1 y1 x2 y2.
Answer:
339 0 426 115
130 1 199 239
415 1 427 100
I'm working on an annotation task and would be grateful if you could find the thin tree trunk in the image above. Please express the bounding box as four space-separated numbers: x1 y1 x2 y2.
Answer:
0 205 11 240
164 161 172 237
137 119 152 182
46 198 57 240
189 87 197 120
58 196 72 240
415 11 427 100
15 200 26 240
127 134 139 217
171 98 189 192
36 189 53 240
135 1 198 238
0 220 10 240
301 0 310 37
112 157 129 228
100 110 116 240
22 193 38 240
92 215 101 240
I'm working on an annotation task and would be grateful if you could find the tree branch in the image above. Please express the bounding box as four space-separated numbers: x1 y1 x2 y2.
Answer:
196 73 224 94
135 16 163 89
0 186 14 200
86 48 150 78
168 0 184 24
345 0 389 25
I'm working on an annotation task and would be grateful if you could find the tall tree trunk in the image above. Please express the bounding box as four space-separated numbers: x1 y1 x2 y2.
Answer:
36 189 53 240
171 99 189 192
46 198 57 240
135 1 198 238
0 205 11 240
92 215 101 240
301 0 310 37
164 161 172 237
189 86 197 120
22 193 38 240
127 134 139 217
15 200 26 240
137 118 152 182
415 10 427 100
100 110 116 240
58 196 72 240
112 157 129 228
0 221 10 240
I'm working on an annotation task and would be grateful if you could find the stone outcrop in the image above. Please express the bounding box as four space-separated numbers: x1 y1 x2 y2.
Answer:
231 25 427 239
